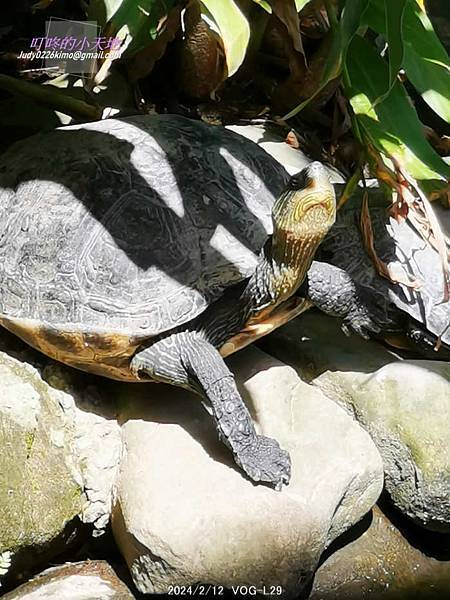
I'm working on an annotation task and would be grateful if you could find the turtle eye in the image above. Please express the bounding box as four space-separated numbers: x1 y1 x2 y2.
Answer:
287 171 307 191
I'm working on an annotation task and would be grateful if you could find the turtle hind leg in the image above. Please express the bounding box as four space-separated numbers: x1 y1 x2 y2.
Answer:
130 331 291 488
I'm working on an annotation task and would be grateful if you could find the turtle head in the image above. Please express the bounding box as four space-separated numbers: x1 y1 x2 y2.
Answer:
241 161 336 317
272 162 336 240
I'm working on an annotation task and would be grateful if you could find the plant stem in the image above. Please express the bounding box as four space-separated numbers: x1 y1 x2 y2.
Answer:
0 74 102 121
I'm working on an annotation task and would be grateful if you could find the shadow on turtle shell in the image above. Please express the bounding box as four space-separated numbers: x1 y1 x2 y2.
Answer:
0 115 286 298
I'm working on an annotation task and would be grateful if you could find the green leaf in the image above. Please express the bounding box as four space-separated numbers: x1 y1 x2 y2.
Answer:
256 0 313 13
365 0 450 123
252 0 272 12
88 0 124 27
284 0 370 119
345 35 450 186
294 0 313 10
377 0 407 103
0 73 101 122
200 0 250 76
91 0 181 57
403 2 450 123
340 0 371 56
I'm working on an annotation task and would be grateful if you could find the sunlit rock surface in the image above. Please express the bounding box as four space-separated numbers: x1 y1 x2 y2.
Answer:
2 561 134 600
316 361 450 532
0 343 121 585
112 347 383 598
260 311 450 532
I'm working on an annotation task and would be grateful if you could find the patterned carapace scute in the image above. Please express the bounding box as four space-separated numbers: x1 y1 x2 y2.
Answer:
0 115 289 337
317 203 450 345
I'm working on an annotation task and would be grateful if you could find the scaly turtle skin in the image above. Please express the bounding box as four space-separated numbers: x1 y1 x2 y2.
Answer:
302 196 450 356
0 114 336 488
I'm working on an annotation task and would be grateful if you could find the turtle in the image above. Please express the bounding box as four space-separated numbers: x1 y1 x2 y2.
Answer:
226 121 450 356
0 115 448 490
305 193 450 357
0 114 340 489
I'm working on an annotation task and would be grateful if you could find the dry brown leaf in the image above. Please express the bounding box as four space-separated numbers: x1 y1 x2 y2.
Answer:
285 130 300 148
268 0 307 105
367 146 449 302
429 183 450 206
298 0 329 39
270 0 306 61
397 167 450 303
424 126 450 156
32 0 55 10
367 146 402 192
360 191 422 289
388 191 409 223
406 203 442 255
436 322 450 351
336 167 362 210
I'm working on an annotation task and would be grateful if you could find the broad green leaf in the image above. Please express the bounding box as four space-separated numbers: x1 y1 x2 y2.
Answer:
340 0 371 56
200 0 250 77
88 0 123 26
294 0 313 10
365 0 450 122
91 0 181 57
284 0 370 119
403 3 450 123
252 0 272 12
378 0 407 102
254 0 313 13
345 35 450 186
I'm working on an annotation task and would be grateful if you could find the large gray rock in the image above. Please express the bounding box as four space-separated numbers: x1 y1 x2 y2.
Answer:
316 361 450 532
0 350 121 584
3 561 134 599
112 347 383 598
42 363 122 531
311 506 450 599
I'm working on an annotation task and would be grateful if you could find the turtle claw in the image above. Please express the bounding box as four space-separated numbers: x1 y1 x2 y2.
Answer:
236 435 291 489
342 308 382 340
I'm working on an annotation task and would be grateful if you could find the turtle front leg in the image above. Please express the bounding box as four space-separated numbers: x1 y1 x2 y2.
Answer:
130 331 291 489
302 261 401 339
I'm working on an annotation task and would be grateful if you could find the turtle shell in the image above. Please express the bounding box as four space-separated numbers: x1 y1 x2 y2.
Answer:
0 115 289 378
317 195 450 346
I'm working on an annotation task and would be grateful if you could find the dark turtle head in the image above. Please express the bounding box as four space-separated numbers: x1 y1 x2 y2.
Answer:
272 162 336 239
